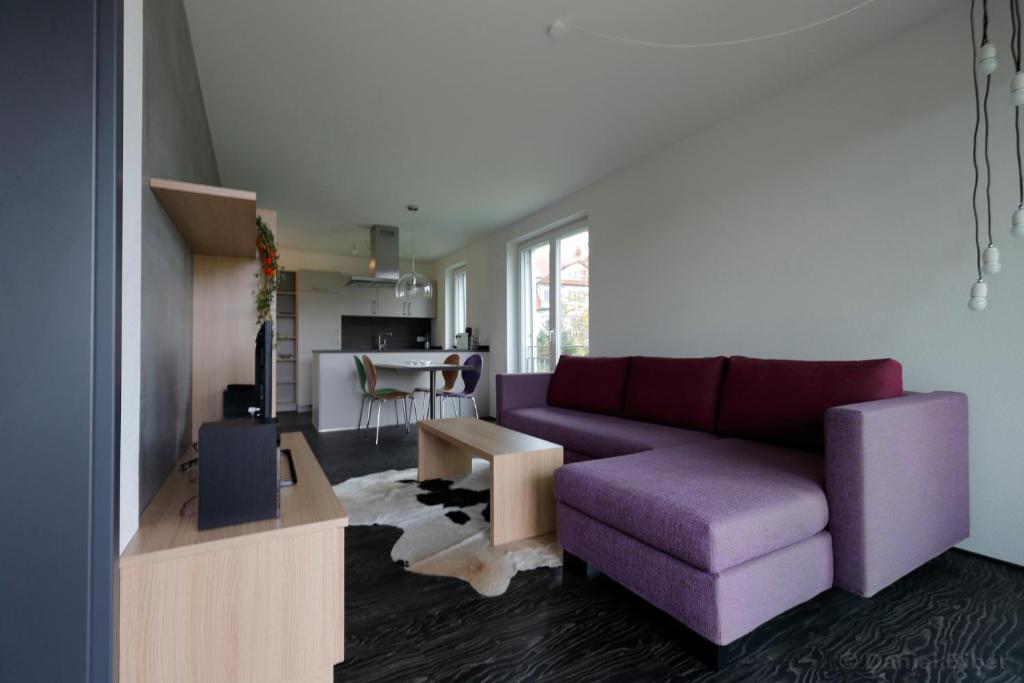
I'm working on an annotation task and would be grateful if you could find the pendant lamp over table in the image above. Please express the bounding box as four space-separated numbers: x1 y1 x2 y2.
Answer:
395 204 433 300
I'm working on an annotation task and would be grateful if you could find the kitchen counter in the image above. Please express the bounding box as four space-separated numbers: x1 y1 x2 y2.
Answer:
312 349 490 432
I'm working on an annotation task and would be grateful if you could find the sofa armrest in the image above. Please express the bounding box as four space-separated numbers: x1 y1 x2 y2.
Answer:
495 373 552 423
825 391 969 597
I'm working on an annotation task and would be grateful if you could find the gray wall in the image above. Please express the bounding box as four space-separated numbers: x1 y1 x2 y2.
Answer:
140 0 220 507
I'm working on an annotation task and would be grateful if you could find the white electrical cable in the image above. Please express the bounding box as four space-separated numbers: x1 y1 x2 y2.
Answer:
558 0 881 49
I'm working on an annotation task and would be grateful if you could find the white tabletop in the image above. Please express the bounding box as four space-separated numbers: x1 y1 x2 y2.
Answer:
374 361 472 372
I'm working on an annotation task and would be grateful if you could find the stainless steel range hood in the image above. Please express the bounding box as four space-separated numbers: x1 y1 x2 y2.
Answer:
347 225 400 288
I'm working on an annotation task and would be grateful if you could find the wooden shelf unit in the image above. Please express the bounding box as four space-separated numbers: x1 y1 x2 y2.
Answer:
119 432 348 683
276 270 298 412
149 177 258 258
148 177 278 443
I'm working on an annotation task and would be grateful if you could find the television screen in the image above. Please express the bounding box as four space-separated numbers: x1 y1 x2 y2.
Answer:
254 320 273 420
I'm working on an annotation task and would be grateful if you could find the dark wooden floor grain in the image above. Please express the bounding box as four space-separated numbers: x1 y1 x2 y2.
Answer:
276 412 1024 683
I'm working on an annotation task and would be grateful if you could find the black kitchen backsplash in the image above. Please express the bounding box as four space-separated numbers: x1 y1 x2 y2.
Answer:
342 315 432 351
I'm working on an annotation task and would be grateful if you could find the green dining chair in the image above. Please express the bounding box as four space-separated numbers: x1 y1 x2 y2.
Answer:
354 355 400 434
361 355 418 445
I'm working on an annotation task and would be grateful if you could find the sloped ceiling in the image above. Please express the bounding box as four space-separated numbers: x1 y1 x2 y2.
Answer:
184 0 959 259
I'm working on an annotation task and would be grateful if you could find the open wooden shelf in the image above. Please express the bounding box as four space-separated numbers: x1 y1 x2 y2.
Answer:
149 177 257 258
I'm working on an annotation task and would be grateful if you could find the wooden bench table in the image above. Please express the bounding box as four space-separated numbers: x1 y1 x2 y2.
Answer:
417 418 563 545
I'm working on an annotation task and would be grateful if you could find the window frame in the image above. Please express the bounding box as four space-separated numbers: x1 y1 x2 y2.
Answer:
446 263 468 348
515 220 589 372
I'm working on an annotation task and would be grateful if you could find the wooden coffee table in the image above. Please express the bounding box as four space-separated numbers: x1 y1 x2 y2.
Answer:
417 418 563 545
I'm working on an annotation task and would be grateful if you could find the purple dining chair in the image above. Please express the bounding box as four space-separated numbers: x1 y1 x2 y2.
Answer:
438 354 482 418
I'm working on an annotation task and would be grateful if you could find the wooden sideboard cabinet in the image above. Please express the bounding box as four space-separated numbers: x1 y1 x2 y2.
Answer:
119 432 347 683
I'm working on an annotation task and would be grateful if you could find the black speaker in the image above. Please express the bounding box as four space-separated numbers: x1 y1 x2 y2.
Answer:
223 384 258 419
197 420 280 530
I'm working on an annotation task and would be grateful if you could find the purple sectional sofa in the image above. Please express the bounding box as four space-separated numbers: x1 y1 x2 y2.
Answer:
496 355 969 667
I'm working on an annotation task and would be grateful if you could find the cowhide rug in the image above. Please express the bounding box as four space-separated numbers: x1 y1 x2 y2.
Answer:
333 460 561 597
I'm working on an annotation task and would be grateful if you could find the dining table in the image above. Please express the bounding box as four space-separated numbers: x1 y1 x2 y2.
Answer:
373 359 473 420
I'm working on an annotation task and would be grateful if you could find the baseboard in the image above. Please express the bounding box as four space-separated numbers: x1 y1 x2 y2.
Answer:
951 547 1024 572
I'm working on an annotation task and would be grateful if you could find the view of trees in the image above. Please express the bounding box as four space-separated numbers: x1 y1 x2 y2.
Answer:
527 232 589 371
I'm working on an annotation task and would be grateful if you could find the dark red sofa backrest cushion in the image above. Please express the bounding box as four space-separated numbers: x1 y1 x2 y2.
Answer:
548 356 632 416
717 357 903 451
622 356 728 432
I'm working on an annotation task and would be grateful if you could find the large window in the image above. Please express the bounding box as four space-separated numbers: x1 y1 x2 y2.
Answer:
518 224 589 372
448 264 467 345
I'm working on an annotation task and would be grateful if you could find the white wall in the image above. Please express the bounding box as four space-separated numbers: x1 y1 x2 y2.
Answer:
120 0 143 553
433 239 492 348
445 4 1024 566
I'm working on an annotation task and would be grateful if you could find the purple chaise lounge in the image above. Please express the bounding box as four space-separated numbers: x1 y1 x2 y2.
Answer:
496 355 969 667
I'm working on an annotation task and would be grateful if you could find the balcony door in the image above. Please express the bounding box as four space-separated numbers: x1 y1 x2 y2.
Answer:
518 223 589 372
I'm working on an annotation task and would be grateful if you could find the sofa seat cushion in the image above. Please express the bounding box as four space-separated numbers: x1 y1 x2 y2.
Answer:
554 439 829 573
717 356 903 451
500 406 716 459
547 356 632 415
622 356 728 431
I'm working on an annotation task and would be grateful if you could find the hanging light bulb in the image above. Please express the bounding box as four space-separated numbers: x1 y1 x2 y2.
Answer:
968 280 988 311
982 245 1001 273
1013 72 1024 106
978 42 998 75
395 204 433 300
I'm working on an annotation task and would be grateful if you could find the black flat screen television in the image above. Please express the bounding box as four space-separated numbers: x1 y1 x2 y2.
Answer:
254 320 273 421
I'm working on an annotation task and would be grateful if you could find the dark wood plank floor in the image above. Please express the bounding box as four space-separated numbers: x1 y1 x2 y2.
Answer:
277 412 1024 683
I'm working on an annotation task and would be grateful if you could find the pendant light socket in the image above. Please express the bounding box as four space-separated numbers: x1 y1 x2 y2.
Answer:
969 280 989 311
1013 207 1024 237
978 42 998 75
1013 72 1024 106
982 245 1002 274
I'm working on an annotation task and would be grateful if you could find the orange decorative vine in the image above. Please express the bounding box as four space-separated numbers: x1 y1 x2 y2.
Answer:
255 215 279 324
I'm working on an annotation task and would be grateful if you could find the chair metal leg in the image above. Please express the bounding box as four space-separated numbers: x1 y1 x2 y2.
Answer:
357 396 366 432
471 396 479 419
411 395 420 423
440 395 445 419
402 398 410 432
457 397 462 417
375 401 382 446
393 400 400 430
363 399 374 437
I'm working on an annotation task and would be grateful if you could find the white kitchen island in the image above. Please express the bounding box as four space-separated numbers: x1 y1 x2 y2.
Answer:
312 350 490 432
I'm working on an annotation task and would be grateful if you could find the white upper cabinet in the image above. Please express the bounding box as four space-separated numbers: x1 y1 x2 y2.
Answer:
298 272 437 319
408 287 437 318
339 285 378 316
297 291 341 353
376 289 406 317
298 270 345 293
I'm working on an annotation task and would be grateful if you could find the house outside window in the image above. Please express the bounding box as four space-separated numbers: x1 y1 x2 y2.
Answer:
517 223 589 372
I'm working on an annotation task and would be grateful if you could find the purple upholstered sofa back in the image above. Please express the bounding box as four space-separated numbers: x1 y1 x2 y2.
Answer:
538 354 904 449
623 356 728 432
717 356 903 451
